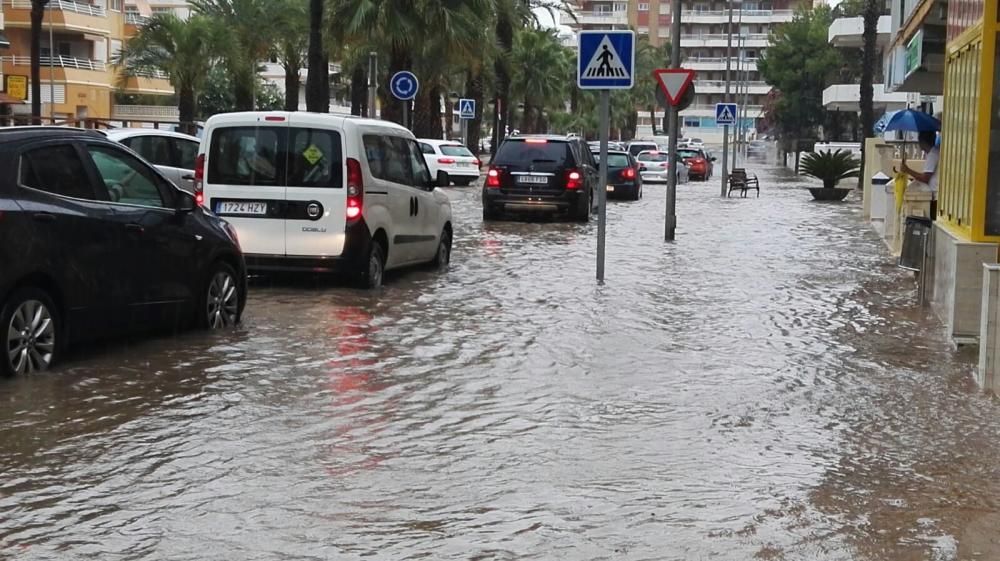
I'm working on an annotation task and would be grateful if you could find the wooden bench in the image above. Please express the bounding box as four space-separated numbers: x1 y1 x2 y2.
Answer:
727 168 760 198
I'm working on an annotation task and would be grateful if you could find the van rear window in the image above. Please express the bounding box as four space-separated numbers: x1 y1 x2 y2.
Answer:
207 126 343 188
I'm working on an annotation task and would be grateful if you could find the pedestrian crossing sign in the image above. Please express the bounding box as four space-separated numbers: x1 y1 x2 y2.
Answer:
578 30 635 90
459 98 475 119
716 103 738 126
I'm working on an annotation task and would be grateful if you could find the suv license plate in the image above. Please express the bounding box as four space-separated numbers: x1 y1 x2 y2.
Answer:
518 175 548 184
217 201 268 215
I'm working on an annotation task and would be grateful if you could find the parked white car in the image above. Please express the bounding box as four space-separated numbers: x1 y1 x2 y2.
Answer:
417 139 481 186
101 128 201 191
197 112 453 288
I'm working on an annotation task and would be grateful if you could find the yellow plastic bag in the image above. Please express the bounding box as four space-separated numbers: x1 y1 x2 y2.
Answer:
894 171 908 215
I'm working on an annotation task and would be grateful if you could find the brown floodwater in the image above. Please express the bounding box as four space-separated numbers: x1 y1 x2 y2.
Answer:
1 164 998 560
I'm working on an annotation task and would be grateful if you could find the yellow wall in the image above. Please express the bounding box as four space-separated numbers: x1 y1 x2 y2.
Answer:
938 0 999 242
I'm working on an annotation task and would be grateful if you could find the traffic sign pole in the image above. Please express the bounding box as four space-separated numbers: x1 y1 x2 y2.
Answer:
597 89 609 283
666 0 683 242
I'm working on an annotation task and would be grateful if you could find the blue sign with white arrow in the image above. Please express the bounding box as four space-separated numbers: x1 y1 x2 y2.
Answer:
715 103 738 126
459 98 475 120
577 30 635 90
390 71 419 101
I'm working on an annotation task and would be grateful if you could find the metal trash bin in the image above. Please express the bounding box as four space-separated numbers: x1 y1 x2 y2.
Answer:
899 216 932 271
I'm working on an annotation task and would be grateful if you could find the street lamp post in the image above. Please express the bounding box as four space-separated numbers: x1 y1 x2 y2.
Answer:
721 0 734 197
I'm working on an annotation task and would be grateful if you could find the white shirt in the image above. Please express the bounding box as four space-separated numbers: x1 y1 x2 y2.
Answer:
923 145 939 194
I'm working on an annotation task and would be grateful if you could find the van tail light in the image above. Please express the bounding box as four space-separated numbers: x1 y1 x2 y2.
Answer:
346 158 363 221
438 157 456 164
486 167 501 188
621 167 636 180
193 153 205 206
566 169 582 189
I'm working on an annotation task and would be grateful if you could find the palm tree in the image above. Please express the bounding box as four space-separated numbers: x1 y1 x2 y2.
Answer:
115 14 218 133
305 0 329 112
30 0 49 123
273 0 308 111
510 29 570 134
190 0 275 111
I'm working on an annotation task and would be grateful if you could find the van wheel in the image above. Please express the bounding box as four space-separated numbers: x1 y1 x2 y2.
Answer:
356 242 385 289
1 288 59 376
433 229 452 270
200 262 242 329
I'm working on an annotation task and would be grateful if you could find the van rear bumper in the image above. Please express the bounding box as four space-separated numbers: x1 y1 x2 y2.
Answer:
244 219 371 273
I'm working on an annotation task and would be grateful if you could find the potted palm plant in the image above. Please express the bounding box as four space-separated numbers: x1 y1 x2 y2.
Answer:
800 149 861 201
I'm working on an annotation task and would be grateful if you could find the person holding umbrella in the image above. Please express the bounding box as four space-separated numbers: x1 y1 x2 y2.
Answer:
886 109 942 219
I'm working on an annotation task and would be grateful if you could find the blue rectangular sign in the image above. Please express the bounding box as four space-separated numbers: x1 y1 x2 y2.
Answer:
577 30 635 90
715 103 738 126
459 98 475 119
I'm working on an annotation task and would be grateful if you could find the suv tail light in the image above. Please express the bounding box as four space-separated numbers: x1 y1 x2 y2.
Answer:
438 157 456 164
486 167 501 188
474 158 481 168
346 158 363 221
621 167 636 180
193 153 205 206
566 169 582 189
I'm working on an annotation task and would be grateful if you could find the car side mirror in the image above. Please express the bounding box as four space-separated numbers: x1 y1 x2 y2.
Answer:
176 189 197 213
710 157 717 161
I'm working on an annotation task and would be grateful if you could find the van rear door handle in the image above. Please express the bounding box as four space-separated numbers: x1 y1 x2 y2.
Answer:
32 212 56 223
181 174 195 181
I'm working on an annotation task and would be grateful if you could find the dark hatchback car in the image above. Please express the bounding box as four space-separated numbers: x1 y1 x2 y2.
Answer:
0 127 246 376
483 135 598 222
592 149 643 200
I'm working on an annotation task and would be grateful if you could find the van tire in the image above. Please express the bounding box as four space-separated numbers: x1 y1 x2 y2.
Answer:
432 229 451 270
355 241 385 289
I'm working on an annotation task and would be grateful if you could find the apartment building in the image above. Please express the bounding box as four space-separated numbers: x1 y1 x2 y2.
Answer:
0 0 173 121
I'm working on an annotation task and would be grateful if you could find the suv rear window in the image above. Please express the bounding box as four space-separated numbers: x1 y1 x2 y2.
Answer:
628 143 656 156
494 140 573 172
440 145 474 157
208 126 342 188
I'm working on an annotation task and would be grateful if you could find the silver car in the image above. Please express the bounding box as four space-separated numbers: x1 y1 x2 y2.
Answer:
636 150 689 184
100 128 201 191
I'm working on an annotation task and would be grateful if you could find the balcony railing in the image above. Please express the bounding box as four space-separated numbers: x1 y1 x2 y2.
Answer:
1 55 106 71
130 68 169 79
125 12 148 25
6 0 107 17
112 104 179 118
687 9 793 17
680 33 770 41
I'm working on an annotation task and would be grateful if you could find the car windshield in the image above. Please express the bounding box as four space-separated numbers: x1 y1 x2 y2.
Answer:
494 140 572 172
690 138 703 143
440 144 474 157
678 149 701 159
638 152 668 162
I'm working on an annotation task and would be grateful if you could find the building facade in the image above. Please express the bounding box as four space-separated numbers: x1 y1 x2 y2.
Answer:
0 0 173 122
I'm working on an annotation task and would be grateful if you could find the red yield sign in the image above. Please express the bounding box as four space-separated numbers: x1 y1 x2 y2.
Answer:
653 69 696 107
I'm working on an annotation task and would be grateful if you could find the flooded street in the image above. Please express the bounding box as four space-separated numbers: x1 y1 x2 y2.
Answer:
3 165 1000 560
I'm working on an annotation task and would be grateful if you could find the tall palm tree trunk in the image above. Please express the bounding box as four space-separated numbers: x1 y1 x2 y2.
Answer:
283 62 301 111
30 0 49 123
413 89 434 138
492 16 514 156
178 85 197 135
350 64 366 116
649 107 658 136
858 0 878 189
465 71 484 153
305 0 328 112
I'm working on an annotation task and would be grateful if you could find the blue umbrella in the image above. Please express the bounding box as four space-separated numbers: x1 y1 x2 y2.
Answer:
883 109 941 132
873 110 899 134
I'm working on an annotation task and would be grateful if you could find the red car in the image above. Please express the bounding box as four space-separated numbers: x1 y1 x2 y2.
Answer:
678 148 715 181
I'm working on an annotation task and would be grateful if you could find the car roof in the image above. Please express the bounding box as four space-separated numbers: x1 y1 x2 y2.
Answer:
418 138 464 146
591 149 629 155
505 134 575 142
101 128 200 142
0 126 102 145
203 111 411 135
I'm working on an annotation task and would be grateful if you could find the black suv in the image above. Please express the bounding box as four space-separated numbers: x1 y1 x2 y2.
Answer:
483 135 598 221
0 127 246 376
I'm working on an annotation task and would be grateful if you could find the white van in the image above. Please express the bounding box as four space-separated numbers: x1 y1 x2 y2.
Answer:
195 112 453 288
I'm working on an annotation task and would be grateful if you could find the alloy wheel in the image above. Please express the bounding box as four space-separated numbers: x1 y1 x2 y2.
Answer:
6 300 56 374
369 248 384 288
207 271 239 329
